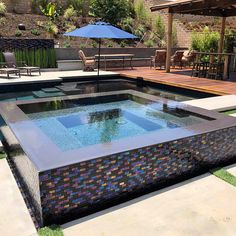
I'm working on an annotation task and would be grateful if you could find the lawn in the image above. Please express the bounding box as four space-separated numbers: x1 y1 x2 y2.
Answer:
38 225 63 236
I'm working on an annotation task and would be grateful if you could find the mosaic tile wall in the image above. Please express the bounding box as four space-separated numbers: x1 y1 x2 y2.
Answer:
10 154 42 224
39 126 236 225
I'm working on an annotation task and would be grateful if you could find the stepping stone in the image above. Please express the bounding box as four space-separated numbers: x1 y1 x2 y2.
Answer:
41 88 61 93
33 91 64 98
0 126 20 151
56 85 82 94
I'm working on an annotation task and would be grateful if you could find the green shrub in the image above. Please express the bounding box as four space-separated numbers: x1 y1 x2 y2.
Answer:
63 40 71 48
15 29 22 37
224 29 235 53
90 0 132 25
134 24 146 39
191 27 220 52
0 49 57 68
38 225 63 236
144 39 154 48
79 43 86 48
14 49 57 68
106 41 113 48
44 21 58 36
134 0 151 26
0 16 6 26
153 15 165 40
40 2 57 20
68 0 90 17
65 22 76 33
31 28 41 36
64 5 77 20
0 2 7 16
172 23 178 47
91 41 98 48
121 17 134 33
120 40 126 48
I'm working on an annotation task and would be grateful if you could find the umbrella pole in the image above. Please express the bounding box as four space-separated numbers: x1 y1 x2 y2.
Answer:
97 38 101 77
96 38 101 92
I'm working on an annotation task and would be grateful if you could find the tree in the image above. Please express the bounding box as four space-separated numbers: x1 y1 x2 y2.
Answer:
90 0 132 25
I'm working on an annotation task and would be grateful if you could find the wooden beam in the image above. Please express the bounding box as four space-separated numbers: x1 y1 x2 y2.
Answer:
218 17 226 62
151 0 236 15
166 13 173 73
170 8 226 16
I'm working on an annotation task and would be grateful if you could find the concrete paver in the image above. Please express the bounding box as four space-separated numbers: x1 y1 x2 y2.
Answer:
62 174 236 236
0 70 118 85
0 159 37 236
226 164 236 176
183 95 236 111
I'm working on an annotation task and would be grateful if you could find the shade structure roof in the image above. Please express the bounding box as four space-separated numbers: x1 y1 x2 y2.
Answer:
64 21 138 39
150 0 236 17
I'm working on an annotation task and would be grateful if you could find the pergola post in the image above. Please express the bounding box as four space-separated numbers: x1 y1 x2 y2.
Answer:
218 17 226 54
166 12 173 73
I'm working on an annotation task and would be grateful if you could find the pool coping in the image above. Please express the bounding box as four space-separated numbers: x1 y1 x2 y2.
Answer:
0 90 236 172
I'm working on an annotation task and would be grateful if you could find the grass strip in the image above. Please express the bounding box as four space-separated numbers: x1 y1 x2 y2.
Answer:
221 109 236 115
210 168 236 187
38 225 63 236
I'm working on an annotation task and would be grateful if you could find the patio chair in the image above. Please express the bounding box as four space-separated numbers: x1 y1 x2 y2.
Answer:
3 52 41 76
0 63 21 79
150 50 167 69
182 50 197 67
206 62 224 80
171 50 184 69
79 50 96 71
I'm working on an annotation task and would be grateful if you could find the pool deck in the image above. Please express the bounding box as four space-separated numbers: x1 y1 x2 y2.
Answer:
0 70 118 85
113 67 236 96
0 159 37 236
183 95 236 111
63 173 236 236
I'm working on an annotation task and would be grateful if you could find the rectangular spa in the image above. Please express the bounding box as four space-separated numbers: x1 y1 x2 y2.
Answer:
1 90 236 226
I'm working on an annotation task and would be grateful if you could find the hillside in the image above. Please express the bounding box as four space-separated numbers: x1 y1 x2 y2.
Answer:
0 0 236 48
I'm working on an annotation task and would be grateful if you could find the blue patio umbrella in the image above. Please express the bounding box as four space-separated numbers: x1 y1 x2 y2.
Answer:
64 21 138 76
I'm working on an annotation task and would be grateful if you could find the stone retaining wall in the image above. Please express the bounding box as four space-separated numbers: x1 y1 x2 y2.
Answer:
0 38 54 51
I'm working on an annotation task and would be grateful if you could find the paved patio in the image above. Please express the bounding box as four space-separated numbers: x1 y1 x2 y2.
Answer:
0 70 118 85
63 173 236 236
0 159 37 236
183 95 236 111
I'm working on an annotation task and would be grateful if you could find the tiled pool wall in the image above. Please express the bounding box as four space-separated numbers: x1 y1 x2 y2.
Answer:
10 154 42 224
34 126 236 226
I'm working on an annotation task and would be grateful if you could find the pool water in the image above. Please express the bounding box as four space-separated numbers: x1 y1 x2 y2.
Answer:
26 97 209 151
0 79 200 103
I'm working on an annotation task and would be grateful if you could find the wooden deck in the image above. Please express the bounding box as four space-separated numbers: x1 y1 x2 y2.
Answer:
112 67 236 96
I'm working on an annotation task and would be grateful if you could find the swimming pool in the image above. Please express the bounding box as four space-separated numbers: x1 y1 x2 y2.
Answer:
1 90 236 226
0 77 214 103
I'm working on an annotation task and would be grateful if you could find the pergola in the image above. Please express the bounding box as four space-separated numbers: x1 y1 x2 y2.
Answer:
150 0 236 72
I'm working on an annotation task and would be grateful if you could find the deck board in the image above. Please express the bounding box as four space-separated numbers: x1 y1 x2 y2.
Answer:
113 67 236 95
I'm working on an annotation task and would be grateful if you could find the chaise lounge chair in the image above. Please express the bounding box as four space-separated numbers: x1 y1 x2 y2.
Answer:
0 63 21 79
79 50 96 71
3 52 41 76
